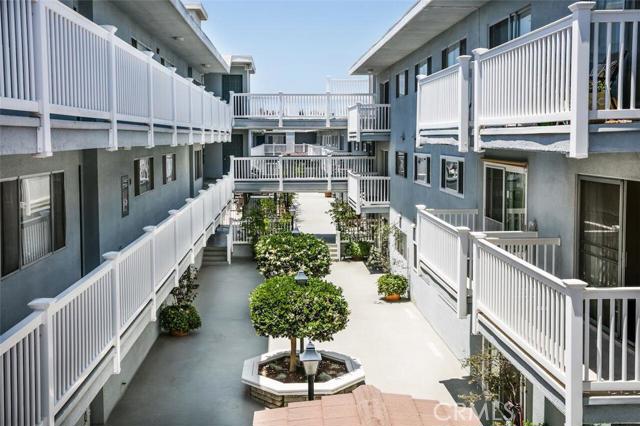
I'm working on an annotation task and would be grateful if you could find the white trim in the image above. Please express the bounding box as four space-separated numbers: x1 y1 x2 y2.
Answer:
413 153 431 187
439 155 465 198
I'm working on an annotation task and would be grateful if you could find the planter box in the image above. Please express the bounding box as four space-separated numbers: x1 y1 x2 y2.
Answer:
241 349 365 408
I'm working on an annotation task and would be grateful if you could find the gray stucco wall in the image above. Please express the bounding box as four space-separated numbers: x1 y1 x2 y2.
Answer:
0 151 83 332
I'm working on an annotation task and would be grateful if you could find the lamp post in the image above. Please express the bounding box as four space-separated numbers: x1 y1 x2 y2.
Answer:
294 270 308 357
300 342 321 401
289 204 296 230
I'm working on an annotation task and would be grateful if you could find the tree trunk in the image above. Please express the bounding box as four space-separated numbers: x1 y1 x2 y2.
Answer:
289 337 297 372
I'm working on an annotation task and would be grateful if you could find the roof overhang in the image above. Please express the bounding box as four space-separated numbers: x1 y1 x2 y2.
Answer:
184 2 208 21
110 0 229 74
225 55 257 74
350 0 488 75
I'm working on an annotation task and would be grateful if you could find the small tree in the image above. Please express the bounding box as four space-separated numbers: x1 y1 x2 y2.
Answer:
249 276 350 372
254 232 331 278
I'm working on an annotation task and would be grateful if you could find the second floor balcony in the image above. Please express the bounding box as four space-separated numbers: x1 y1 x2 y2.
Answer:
347 172 390 215
416 3 640 158
347 104 390 142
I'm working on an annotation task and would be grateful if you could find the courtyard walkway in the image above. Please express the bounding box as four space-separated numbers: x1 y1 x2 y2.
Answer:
295 192 335 236
269 261 467 403
105 261 267 426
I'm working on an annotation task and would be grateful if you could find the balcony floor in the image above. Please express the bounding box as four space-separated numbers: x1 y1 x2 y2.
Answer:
105 260 267 426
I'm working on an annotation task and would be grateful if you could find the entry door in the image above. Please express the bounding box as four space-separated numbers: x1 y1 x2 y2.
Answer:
222 75 243 102
381 150 389 176
223 134 244 174
379 81 389 104
483 163 527 231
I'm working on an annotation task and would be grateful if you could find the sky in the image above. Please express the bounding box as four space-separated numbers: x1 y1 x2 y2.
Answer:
201 0 414 93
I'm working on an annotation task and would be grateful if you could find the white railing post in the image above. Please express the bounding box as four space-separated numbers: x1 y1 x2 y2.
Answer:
568 2 594 159
458 56 471 153
185 198 195 263
327 156 333 192
227 224 233 264
102 25 119 151
103 251 121 373
144 51 155 148
325 92 331 127
229 91 235 122
415 76 427 148
200 87 206 145
33 0 52 157
169 67 178 146
472 49 488 152
168 209 180 283
187 78 194 145
457 227 470 318
28 298 56 426
229 155 235 181
278 155 284 191
563 278 588 426
143 226 158 320
278 92 284 127
336 230 341 261
470 232 486 334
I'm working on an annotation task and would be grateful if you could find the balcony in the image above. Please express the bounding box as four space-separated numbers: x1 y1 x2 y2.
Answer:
0 0 232 156
231 155 375 192
347 104 390 142
416 60 470 152
231 93 374 128
414 205 640 424
347 172 390 214
249 143 345 156
0 175 235 426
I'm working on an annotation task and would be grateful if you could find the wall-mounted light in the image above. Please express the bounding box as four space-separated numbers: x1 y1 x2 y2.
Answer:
173 36 185 41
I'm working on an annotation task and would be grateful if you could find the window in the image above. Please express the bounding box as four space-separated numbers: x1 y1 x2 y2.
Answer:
1 172 66 276
442 39 467 69
414 154 431 186
134 157 154 195
394 227 407 259
440 156 464 196
395 152 407 178
414 57 432 91
395 70 408 97
163 154 177 184
194 149 203 180
131 37 152 54
489 7 532 48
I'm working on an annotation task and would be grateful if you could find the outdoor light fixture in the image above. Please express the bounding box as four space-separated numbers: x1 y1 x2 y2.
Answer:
173 36 185 41
300 342 322 401
292 228 301 236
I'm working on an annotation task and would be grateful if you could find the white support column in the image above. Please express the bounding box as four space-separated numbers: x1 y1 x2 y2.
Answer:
101 25 119 152
278 92 284 127
327 156 333 192
170 67 178 146
458 56 471 153
185 198 195 264
568 2 594 159
201 87 206 145
336 230 341 261
187 78 194 145
144 51 155 149
278 155 284 191
33 0 52 158
28 298 56 426
229 155 235 181
168 209 180 285
143 226 158 320
563 278 588 426
472 48 488 152
325 92 331 128
415 78 426 148
103 251 121 373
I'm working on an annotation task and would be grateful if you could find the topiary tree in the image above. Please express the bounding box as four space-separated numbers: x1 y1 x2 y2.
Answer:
249 275 350 372
254 232 331 278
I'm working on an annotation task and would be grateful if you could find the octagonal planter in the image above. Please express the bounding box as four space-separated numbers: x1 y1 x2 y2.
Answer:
241 349 365 408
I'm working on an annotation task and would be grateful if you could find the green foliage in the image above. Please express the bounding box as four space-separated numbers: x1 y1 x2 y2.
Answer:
242 195 295 243
376 273 408 297
327 200 358 231
366 246 390 272
345 241 371 260
159 266 202 334
159 304 201 334
254 232 331 278
249 275 350 342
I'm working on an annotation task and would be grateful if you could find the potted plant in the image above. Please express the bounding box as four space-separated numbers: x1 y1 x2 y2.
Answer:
377 273 408 302
345 241 370 261
249 275 350 372
159 266 202 336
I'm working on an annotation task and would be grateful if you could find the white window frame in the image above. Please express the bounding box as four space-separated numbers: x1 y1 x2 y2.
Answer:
396 69 408 97
482 160 528 232
488 6 532 48
413 153 431 187
439 155 465 198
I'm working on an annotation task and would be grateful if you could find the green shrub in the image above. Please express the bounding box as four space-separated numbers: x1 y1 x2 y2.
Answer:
366 246 390 272
254 232 331 278
328 200 358 231
249 275 350 371
377 273 408 297
345 241 371 260
159 304 201 334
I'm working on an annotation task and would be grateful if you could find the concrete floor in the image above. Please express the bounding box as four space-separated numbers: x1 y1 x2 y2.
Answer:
105 261 267 426
294 192 336 236
269 261 467 404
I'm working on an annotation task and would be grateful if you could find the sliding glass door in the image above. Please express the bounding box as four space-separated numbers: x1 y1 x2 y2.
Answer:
483 163 527 232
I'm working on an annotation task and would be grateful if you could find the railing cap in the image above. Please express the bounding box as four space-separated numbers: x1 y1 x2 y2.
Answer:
416 204 426 211
185 198 194 203
28 298 56 311
168 209 179 215
143 225 157 233
100 25 118 34
472 48 489 57
103 251 120 260
562 278 589 289
568 1 595 12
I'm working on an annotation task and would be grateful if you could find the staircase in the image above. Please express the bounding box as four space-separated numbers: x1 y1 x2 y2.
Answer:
328 243 340 261
202 246 227 266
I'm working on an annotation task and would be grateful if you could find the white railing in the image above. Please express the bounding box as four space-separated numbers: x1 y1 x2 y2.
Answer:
430 208 478 230
326 77 369 94
347 104 390 142
416 59 470 152
231 93 375 126
0 175 235 426
416 207 471 318
473 3 640 158
0 0 232 156
250 143 338 157
487 236 561 275
232 156 375 191
347 172 390 214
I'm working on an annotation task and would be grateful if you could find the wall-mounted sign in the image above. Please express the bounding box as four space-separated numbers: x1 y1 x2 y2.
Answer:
121 175 130 217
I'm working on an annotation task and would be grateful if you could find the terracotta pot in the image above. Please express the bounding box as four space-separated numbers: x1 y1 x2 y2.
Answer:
351 256 363 262
324 192 332 198
170 330 189 337
384 294 401 302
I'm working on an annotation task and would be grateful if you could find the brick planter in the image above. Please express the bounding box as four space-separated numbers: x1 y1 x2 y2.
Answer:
241 349 366 408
